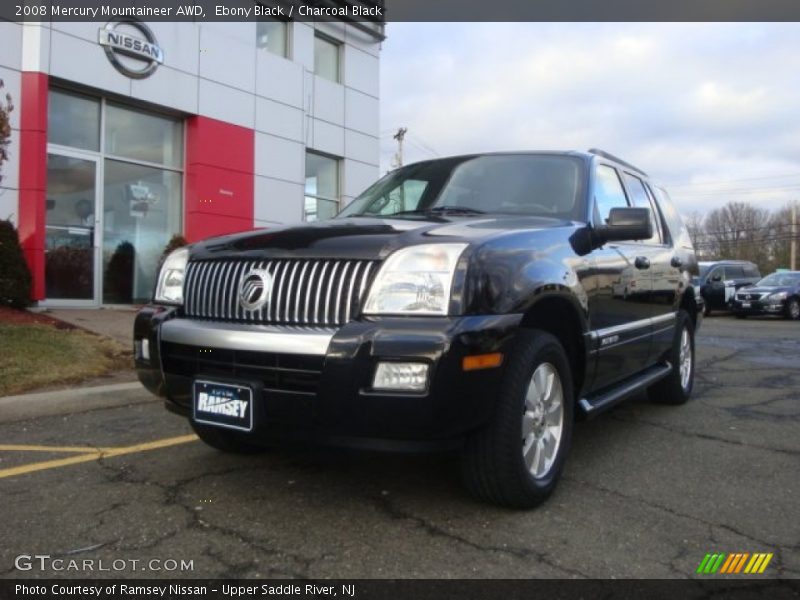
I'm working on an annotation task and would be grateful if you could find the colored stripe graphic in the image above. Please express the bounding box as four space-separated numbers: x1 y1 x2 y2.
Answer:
700 552 774 575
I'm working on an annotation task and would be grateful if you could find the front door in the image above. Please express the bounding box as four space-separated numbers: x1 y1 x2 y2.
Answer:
44 151 101 306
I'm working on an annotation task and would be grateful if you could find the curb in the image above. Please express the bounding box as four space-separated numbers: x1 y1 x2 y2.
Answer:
0 382 157 424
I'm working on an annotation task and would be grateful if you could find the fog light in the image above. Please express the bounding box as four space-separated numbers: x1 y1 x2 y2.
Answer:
373 362 429 392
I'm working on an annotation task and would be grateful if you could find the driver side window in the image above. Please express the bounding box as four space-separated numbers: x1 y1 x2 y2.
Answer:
363 179 428 216
594 165 630 224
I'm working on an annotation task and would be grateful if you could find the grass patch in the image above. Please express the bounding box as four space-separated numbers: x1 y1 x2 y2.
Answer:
0 324 132 396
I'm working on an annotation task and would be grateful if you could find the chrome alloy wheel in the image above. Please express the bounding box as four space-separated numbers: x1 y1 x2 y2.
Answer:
522 362 564 479
679 327 693 391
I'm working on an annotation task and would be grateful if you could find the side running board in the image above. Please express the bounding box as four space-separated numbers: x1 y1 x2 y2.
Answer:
578 362 672 418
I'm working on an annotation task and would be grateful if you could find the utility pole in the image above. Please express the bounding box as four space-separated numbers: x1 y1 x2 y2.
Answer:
792 201 797 271
392 127 407 168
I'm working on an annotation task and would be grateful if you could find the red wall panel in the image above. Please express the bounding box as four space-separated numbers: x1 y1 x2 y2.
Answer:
184 116 255 243
17 72 49 301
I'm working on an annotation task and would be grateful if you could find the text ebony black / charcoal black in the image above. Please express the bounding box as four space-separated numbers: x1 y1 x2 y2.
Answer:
135 149 701 508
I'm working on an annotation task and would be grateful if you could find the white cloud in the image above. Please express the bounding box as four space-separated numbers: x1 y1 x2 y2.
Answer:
379 23 800 215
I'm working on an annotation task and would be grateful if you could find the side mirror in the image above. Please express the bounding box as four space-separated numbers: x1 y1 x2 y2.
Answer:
711 274 722 282
594 207 653 246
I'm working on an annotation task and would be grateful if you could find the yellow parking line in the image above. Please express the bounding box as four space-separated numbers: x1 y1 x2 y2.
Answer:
0 434 198 480
0 444 105 453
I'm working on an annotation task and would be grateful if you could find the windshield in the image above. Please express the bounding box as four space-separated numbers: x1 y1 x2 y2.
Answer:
337 154 585 220
757 272 800 287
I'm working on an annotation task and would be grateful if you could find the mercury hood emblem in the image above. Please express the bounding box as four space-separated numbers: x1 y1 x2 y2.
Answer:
238 269 273 312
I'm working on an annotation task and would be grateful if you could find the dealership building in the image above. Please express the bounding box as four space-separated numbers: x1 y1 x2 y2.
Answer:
0 14 383 306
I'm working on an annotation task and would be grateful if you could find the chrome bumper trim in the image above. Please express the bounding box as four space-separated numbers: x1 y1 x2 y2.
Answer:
160 319 335 356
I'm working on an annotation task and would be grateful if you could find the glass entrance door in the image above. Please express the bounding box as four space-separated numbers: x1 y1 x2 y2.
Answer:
45 152 100 304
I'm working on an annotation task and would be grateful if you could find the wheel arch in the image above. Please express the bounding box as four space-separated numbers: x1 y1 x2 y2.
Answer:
518 292 589 401
680 286 699 329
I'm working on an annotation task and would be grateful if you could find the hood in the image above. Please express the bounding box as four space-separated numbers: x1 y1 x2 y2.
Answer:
188 215 579 261
738 285 793 295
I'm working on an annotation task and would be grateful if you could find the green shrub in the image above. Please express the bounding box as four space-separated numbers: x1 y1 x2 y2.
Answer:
0 219 32 308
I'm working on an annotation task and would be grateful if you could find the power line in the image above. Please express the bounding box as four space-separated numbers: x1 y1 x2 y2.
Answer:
675 184 800 197
665 172 800 188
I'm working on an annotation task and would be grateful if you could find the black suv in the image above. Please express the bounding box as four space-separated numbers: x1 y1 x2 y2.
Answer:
731 271 800 320
694 260 761 315
135 149 701 508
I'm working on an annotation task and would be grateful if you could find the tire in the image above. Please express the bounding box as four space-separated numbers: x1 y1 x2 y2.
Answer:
734 313 747 319
461 329 574 509
648 310 695 405
190 421 267 454
785 298 800 321
703 303 711 317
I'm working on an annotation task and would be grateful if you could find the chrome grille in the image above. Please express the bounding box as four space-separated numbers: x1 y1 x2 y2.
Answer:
183 258 376 326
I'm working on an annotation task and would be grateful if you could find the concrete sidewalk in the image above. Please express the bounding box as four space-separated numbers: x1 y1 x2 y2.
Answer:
0 381 153 424
42 307 137 347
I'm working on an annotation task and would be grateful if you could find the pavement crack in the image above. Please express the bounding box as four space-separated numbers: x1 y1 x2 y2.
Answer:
368 492 591 579
565 476 786 553
607 414 800 457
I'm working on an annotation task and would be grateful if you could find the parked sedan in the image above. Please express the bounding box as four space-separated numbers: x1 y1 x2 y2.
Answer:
731 271 800 320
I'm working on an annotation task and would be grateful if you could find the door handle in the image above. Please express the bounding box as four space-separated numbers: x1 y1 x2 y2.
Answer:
634 256 650 270
671 256 683 268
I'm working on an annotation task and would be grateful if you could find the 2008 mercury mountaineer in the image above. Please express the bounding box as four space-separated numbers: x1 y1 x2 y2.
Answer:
135 149 701 508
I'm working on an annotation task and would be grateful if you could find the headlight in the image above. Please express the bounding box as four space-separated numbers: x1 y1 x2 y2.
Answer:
363 243 467 316
768 291 788 301
154 247 189 304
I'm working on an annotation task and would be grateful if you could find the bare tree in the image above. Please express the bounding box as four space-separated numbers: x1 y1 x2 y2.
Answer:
0 79 12 186
684 210 705 254
702 201 771 269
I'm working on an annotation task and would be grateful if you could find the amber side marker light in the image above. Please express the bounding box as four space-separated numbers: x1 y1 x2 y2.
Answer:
462 353 504 371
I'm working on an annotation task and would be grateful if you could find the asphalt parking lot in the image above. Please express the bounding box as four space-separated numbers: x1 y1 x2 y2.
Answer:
1 316 798 579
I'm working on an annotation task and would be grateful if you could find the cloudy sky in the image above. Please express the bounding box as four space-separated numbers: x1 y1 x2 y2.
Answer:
378 23 800 216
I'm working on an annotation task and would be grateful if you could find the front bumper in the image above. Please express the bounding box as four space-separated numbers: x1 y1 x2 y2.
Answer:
731 298 785 316
134 307 522 450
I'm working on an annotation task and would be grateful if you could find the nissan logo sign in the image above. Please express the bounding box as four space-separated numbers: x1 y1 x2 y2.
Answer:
238 269 273 312
98 18 163 79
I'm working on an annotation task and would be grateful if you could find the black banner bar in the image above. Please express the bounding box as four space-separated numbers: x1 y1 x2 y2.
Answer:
3 0 800 23
1 579 800 600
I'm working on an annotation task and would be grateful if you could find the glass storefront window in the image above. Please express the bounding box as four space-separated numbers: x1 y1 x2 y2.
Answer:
102 159 182 304
314 34 341 83
45 154 97 300
45 88 184 306
257 19 288 57
48 90 100 151
105 103 183 167
305 152 340 221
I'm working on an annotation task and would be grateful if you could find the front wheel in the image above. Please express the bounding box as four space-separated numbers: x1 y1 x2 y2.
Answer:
648 310 695 405
461 330 574 509
785 298 800 321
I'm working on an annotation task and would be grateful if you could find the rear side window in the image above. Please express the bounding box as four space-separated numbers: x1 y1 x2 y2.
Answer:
744 266 760 278
621 172 662 245
594 165 629 224
725 266 745 279
651 186 690 247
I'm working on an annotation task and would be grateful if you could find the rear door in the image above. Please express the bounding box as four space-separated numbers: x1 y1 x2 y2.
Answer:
619 172 678 367
587 164 652 390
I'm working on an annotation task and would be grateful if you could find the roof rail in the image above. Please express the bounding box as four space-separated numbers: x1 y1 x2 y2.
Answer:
587 148 648 177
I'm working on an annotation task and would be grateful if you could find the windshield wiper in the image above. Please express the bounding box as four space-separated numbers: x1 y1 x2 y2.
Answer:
387 206 487 217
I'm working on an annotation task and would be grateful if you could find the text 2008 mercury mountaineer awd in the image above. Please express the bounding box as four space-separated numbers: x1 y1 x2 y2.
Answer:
135 149 701 508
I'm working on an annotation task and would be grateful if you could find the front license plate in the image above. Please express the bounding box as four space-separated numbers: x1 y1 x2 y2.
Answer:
193 380 253 432
741 302 751 308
